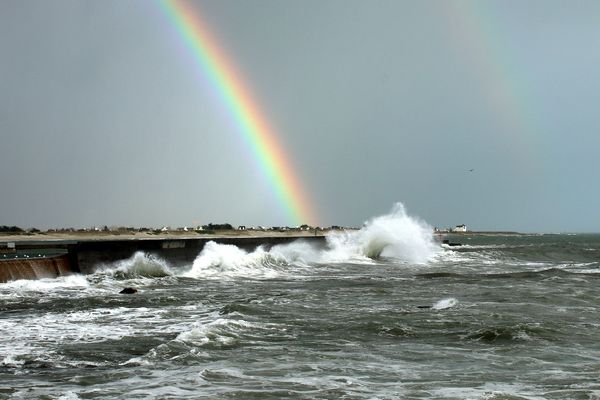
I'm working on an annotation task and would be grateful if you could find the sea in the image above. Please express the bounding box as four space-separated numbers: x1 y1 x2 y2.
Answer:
1 204 600 399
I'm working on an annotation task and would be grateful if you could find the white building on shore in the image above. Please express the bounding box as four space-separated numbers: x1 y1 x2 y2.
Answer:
452 224 467 232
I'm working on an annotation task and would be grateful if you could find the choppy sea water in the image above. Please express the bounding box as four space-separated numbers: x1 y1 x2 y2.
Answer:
2 205 600 399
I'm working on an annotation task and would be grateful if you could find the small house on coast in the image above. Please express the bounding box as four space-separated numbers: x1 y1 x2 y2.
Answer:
452 224 467 232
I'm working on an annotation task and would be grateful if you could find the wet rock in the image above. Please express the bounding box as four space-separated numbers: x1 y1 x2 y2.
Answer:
442 239 462 247
119 287 138 294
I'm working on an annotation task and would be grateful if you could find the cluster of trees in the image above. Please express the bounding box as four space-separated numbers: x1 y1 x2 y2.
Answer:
202 223 233 230
0 225 24 233
0 226 42 233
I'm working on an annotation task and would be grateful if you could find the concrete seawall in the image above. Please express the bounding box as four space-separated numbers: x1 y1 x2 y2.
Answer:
0 235 327 282
73 236 326 274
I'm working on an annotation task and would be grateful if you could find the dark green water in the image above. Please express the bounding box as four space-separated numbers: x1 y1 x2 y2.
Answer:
1 228 600 399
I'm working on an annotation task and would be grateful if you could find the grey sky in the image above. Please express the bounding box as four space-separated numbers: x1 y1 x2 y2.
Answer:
1 0 599 232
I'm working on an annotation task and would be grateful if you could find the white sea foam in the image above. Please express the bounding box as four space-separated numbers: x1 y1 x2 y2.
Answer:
184 203 439 279
0 274 89 294
199 367 248 380
175 317 271 348
269 240 323 265
432 298 458 310
57 392 81 400
0 303 212 371
431 382 549 399
97 251 173 278
322 203 439 264
183 242 282 279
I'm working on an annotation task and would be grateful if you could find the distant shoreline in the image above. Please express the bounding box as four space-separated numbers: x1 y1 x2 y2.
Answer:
0 229 334 244
439 231 526 236
2 229 593 245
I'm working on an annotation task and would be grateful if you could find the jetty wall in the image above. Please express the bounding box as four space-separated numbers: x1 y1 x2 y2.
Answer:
73 236 326 274
0 235 327 282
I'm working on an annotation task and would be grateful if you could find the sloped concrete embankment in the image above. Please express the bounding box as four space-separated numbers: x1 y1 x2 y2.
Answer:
0 255 72 283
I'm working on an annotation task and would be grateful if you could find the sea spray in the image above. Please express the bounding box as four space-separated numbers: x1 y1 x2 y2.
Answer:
323 203 440 263
274 202 439 265
97 252 173 279
183 242 283 279
268 240 322 266
183 203 439 278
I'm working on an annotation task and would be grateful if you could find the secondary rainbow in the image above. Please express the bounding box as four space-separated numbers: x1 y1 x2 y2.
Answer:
442 2 541 169
158 0 317 226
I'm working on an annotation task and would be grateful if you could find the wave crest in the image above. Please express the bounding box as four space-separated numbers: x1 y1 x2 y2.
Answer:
97 252 173 279
465 323 557 343
183 242 285 279
324 203 440 263
181 202 439 279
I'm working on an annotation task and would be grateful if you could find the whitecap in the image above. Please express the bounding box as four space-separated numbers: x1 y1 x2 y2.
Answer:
183 242 284 280
432 298 458 310
182 202 440 280
0 274 89 293
96 251 173 279
323 203 440 264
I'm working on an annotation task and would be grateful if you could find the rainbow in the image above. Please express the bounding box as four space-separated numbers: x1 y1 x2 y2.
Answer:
158 0 317 226
442 2 541 168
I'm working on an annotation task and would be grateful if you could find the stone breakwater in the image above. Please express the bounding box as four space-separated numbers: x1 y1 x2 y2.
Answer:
0 235 327 283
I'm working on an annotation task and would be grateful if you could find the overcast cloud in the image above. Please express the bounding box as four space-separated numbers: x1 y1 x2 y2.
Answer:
1 0 599 232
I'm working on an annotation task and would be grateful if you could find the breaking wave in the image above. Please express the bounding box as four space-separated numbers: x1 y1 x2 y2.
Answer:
323 203 439 263
183 242 285 280
175 318 261 349
97 251 173 279
184 203 439 279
